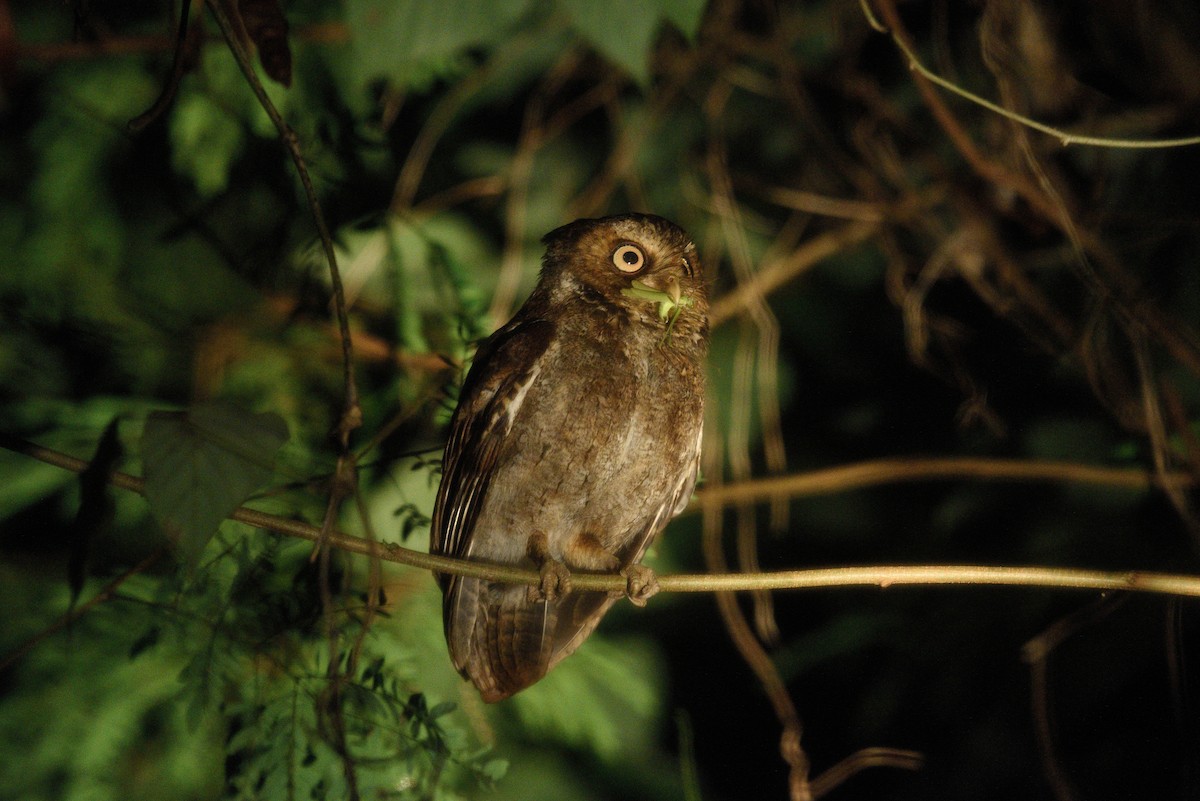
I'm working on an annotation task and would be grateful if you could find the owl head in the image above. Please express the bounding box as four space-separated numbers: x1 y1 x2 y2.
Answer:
537 213 709 332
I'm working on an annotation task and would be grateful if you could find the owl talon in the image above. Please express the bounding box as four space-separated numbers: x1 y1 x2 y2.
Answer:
528 560 571 602
526 531 571 602
620 564 660 607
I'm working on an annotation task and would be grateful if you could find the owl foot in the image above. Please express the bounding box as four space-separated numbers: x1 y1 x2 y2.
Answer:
619 564 660 607
528 560 571 603
525 531 571 602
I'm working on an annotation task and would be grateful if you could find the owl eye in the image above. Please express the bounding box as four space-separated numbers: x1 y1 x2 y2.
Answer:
611 244 646 273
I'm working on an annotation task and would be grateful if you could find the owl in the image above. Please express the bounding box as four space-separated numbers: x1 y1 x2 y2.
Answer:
430 213 709 702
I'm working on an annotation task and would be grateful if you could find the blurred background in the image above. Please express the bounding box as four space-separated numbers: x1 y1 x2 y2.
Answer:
2 0 1200 799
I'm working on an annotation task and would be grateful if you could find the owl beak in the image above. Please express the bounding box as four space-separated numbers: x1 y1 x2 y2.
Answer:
640 274 682 306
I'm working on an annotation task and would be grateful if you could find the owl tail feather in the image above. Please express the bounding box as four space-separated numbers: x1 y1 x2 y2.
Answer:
445 576 618 702
446 577 552 703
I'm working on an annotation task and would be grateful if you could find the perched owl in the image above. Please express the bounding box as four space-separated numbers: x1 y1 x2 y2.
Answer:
430 213 709 702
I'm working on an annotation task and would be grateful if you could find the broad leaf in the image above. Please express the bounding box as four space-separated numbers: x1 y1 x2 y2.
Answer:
559 0 662 85
660 0 708 40
345 0 534 85
141 401 288 557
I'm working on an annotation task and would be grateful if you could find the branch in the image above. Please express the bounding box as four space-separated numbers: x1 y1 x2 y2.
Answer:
708 221 878 327
12 22 350 63
7 434 1200 599
865 0 1200 384
203 0 360 447
0 548 164 673
809 747 924 798
860 0 1200 149
693 456 1190 508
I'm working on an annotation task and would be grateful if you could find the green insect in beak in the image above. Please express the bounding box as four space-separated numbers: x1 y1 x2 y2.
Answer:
621 278 694 341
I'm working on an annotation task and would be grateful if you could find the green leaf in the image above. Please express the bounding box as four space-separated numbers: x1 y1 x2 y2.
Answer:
141 401 288 557
428 700 457 719
509 634 663 761
169 90 245 197
660 0 708 40
480 757 509 784
166 45 294 197
345 0 535 85
558 0 663 85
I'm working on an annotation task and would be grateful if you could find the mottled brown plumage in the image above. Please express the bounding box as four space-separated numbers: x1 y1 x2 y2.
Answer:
430 213 708 702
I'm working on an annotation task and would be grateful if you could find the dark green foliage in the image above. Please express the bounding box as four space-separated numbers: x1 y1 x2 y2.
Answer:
0 532 506 800
1 5 684 796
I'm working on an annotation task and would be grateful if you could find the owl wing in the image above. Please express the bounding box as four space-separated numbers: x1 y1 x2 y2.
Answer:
430 316 555 578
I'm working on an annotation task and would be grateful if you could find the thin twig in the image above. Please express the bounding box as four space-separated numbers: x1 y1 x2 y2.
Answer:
867 0 1200 387
703 95 786 644
197 10 364 795
568 41 701 218
13 22 350 63
203 0 360 448
487 48 607 326
389 29 543 213
702 494 811 800
485 55 571 328
127 0 197 132
809 747 924 798
867 0 1060 225
1132 325 1200 541
708 221 878 326
694 456 1190 508
7 436 1200 597
389 63 497 213
7 433 1187 520
757 184 885 222
860 0 1200 149
1021 596 1125 801
0 548 164 672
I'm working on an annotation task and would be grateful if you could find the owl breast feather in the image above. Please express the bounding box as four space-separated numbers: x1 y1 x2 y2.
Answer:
469 328 701 569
